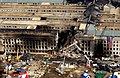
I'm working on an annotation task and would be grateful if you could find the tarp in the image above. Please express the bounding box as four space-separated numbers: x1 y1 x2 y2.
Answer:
95 71 106 78
6 51 10 55
107 75 117 78
82 72 90 78
17 69 24 73
96 73 105 78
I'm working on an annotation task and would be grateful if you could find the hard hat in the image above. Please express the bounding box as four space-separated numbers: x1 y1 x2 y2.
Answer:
85 70 88 72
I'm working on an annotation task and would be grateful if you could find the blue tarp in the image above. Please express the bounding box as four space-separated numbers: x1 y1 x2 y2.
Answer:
107 75 117 78
82 72 90 78
6 51 10 55
17 69 24 73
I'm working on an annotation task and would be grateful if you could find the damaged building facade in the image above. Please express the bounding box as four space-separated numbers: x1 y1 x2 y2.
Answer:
95 4 120 56
0 2 120 57
0 2 95 55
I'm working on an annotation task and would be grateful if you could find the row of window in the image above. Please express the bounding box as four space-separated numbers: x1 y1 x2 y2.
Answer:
0 27 72 32
4 45 54 49
103 48 120 50
33 26 71 30
0 25 29 29
3 39 55 45
98 14 115 18
99 24 120 27
94 39 120 43
0 2 65 5
0 25 72 30
103 40 120 50
104 51 120 55
96 27 120 31
0 17 79 22
100 16 120 19
103 40 119 43
0 26 17 28
103 44 119 47
17 2 78 5
0 9 84 13
48 18 79 22
0 17 32 21
84 52 91 55
3 41 35 45
103 19 120 22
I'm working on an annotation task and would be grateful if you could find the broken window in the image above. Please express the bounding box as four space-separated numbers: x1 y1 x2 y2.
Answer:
41 17 47 20
73 18 78 22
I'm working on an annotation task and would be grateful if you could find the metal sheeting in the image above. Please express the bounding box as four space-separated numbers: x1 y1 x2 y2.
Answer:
79 23 86 30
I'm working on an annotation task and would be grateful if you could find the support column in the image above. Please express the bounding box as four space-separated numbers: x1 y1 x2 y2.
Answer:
90 40 94 57
38 40 39 52
43 40 45 51
41 40 42 51
46 39 48 50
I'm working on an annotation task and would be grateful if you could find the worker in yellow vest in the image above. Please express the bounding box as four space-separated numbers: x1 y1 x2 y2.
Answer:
8 55 12 62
